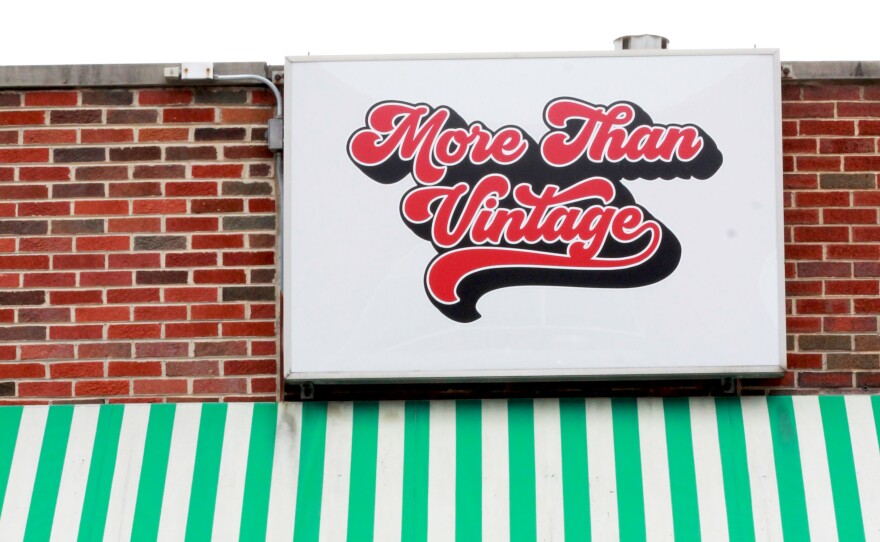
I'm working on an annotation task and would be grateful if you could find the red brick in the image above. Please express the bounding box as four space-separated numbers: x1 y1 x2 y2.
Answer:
223 145 273 159
0 273 19 288
786 353 823 370
108 324 161 339
108 218 161 233
795 156 852 171
20 343 75 360
854 299 880 313
782 120 797 137
194 340 247 357
796 191 850 208
80 271 132 287
782 102 835 119
859 120 880 136
0 111 45 126
133 164 186 179
75 306 130 322
856 373 880 388
191 303 245 320
796 298 851 314
248 198 276 213
855 335 880 351
786 316 820 333
108 253 161 269
138 128 189 142
135 305 187 321
802 85 861 101
220 108 273 123
78 342 132 359
167 361 219 377
826 244 880 260
53 254 105 270
783 138 816 154
164 287 217 302
81 128 134 143
194 269 246 284
134 379 188 395
24 91 78 106
854 262 880 277
838 102 880 117
14 237 69 253
139 89 192 105
845 156 880 171
50 362 104 378
0 363 45 379
801 120 855 136
107 287 160 303
166 217 218 232
798 372 853 388
19 381 72 397
18 202 70 217
191 199 243 214
854 190 880 206
108 361 161 377
824 209 876 225
75 380 130 396
49 325 103 340
132 199 188 215
784 244 822 260
19 167 70 181
222 321 274 337
854 227 880 242
251 341 276 356
192 165 243 179
0 184 48 199
18 307 70 323
222 251 273 266
251 378 277 394
165 253 216 268
786 280 822 297
793 226 849 243
248 234 275 248
50 290 103 305
23 129 76 144
75 165 128 181
0 238 15 252
134 342 187 358
76 236 131 252
824 316 877 333
250 304 275 319
75 200 129 216
224 359 276 375
825 280 879 296
163 108 214 123
0 255 50 269
166 182 217 197
819 137 876 154
192 234 244 249
166 322 219 338
193 378 247 394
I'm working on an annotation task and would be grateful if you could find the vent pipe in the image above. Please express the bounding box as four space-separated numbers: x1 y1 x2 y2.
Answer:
614 34 669 50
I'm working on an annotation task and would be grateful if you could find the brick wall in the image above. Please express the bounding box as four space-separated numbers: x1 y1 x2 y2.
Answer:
1 74 879 403
740 81 880 394
0 85 279 403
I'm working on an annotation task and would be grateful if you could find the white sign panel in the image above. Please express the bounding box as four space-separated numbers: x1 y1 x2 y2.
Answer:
283 50 784 381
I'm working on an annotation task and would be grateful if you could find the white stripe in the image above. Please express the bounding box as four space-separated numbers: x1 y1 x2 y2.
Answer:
740 397 784 542
373 401 405 542
317 402 353 542
155 404 201 542
49 405 100 542
792 396 838 542
428 401 456 542
266 402 302 542
689 397 729 542
0 406 49 539
586 398 619 541
211 403 255 541
637 398 674 542
482 399 510 542
533 399 565 542
845 396 880 542
103 404 151 542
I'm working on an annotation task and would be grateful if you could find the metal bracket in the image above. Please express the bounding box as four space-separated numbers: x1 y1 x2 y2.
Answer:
299 382 315 400
180 62 214 80
271 70 284 85
781 64 793 78
267 118 283 151
721 377 737 394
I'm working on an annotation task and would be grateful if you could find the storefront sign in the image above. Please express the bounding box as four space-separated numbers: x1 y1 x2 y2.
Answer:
284 51 784 381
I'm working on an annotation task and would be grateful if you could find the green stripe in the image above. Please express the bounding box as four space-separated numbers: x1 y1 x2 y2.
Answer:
715 397 755 542
131 404 176 542
767 396 810 542
612 398 646 542
401 401 429 542
819 396 865 542
24 405 74 542
873 396 880 450
455 400 481 542
185 403 228 541
347 402 380 542
77 405 124 542
664 398 701 542
239 403 278 542
508 400 537 542
559 398 590 542
0 406 23 515
294 402 329 542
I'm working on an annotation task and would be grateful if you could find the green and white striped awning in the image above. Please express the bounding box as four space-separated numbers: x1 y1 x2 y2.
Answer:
0 397 878 541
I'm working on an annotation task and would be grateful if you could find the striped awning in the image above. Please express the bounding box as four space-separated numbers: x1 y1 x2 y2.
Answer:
0 397 878 541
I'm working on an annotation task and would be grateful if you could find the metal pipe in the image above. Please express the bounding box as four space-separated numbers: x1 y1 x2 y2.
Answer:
213 73 283 117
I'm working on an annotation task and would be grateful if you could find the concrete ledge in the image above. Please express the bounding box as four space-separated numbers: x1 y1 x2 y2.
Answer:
0 62 273 89
784 61 880 81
